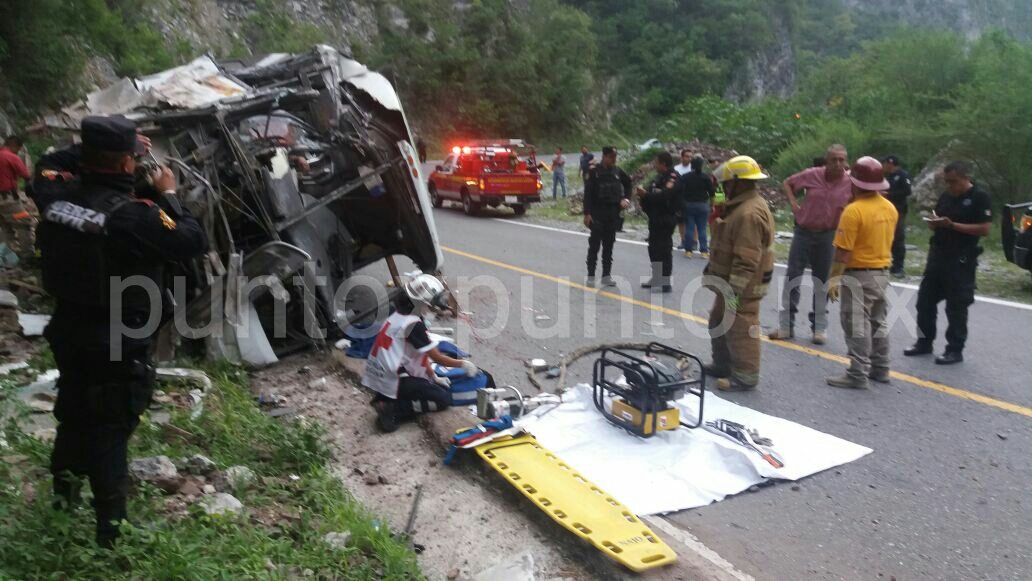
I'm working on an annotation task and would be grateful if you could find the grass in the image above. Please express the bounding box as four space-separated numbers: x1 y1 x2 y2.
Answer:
0 361 422 580
524 197 1032 304
770 209 1032 303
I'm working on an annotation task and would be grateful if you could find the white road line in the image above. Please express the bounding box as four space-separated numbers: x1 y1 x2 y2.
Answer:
643 516 755 581
487 217 1032 312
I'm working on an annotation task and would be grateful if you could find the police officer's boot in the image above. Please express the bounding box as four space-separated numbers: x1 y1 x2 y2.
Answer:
94 495 128 549
935 349 964 365
641 265 657 290
903 340 933 357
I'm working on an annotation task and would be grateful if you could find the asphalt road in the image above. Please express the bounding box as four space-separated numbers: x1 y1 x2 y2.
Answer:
420 205 1031 580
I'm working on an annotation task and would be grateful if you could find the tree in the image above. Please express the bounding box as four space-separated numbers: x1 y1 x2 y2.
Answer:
944 31 1032 204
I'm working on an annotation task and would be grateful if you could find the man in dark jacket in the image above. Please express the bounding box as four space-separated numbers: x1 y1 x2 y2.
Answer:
882 155 912 278
636 151 681 292
579 146 595 181
679 156 716 257
583 146 632 286
38 115 208 548
904 161 991 365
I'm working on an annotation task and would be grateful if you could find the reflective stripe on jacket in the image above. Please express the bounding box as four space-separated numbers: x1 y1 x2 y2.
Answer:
706 187 775 299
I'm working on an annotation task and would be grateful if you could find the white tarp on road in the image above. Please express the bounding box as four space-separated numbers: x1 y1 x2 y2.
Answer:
521 385 872 516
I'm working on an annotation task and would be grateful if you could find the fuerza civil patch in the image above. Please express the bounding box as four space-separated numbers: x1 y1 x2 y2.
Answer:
44 201 108 234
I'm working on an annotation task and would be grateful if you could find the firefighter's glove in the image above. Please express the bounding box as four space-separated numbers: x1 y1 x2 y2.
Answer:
433 374 451 388
460 360 479 378
827 262 848 303
726 291 741 313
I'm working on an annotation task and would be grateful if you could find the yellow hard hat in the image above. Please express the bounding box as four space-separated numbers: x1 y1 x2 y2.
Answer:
715 155 768 182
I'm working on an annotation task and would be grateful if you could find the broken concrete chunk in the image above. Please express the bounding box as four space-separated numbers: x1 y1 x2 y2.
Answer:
28 393 56 413
323 531 352 551
0 361 29 375
200 492 244 515
17 313 50 337
0 290 18 309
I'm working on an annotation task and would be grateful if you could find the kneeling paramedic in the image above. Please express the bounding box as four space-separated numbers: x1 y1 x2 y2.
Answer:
362 274 479 432
38 115 208 548
703 156 775 391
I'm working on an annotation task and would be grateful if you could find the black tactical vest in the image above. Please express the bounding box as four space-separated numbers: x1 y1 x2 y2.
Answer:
38 188 134 308
596 169 624 207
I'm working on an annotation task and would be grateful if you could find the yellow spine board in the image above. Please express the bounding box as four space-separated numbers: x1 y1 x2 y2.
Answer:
476 435 677 572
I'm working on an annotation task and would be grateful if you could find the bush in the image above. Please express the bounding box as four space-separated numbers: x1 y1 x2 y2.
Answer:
774 118 871 179
0 361 421 580
244 0 328 54
660 95 817 167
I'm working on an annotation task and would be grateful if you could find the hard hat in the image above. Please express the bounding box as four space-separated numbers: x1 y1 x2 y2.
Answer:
714 155 768 182
404 273 446 308
849 156 889 191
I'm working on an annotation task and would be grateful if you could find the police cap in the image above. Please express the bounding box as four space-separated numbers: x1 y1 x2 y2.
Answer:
881 154 901 166
81 115 146 155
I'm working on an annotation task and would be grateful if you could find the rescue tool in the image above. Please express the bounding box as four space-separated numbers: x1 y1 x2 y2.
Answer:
592 343 705 437
476 435 677 572
704 419 785 469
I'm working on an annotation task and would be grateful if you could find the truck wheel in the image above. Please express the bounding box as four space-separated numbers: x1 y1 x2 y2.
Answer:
428 183 443 208
462 192 479 216
512 204 527 216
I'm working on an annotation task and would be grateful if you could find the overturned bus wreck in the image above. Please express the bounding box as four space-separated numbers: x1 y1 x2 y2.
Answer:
40 46 442 366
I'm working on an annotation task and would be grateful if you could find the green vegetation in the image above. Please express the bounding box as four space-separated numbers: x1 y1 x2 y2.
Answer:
4 0 1032 205
0 0 194 115
245 0 328 55
0 362 422 579
0 0 331 123
768 210 1032 302
358 0 597 142
648 26 1032 205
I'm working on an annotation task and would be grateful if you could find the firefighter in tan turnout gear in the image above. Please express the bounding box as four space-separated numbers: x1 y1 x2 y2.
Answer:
703 156 776 392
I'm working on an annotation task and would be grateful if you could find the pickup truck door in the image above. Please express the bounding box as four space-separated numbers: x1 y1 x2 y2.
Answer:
438 155 459 197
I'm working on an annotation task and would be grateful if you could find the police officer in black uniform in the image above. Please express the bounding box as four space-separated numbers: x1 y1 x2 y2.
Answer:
38 115 207 547
904 161 991 365
636 151 681 292
882 155 912 278
584 146 632 286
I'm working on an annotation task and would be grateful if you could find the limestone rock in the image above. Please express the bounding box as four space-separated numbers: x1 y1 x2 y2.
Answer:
130 455 178 482
323 531 352 551
200 492 244 515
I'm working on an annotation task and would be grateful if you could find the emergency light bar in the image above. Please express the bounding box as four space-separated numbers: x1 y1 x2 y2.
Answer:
450 139 529 156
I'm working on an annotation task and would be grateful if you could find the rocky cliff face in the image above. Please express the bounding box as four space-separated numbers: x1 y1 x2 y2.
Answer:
731 0 1030 101
142 0 378 59
843 0 1032 40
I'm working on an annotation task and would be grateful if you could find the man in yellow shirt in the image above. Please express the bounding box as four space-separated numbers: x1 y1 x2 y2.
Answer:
826 157 899 389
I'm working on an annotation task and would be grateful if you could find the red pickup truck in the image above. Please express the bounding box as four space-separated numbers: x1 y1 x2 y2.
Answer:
427 140 543 216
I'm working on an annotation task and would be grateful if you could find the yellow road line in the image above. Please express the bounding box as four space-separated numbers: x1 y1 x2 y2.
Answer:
443 245 1032 419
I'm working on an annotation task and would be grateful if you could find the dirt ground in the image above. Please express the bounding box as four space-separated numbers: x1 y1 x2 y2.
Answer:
250 347 747 581
250 351 597 581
